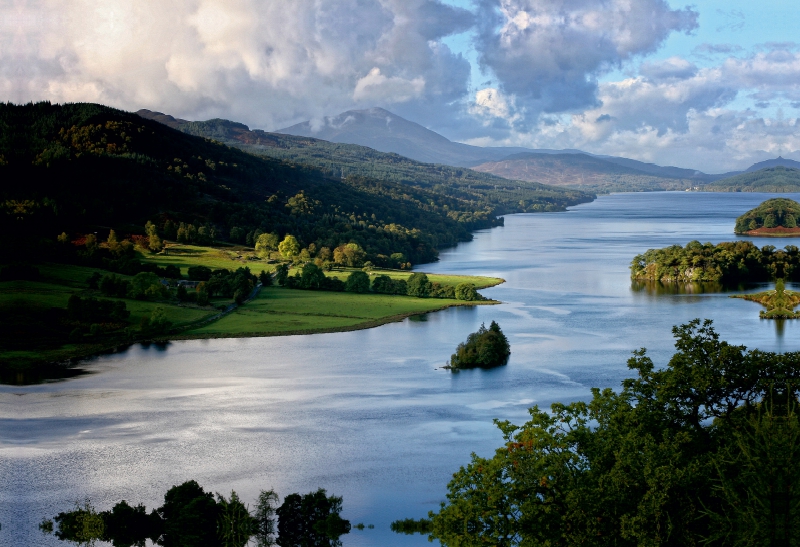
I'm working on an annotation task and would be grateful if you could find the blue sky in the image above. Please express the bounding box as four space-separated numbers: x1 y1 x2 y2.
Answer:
4 0 800 171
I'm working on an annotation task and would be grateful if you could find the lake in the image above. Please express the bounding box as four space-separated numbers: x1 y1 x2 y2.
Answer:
4 192 800 546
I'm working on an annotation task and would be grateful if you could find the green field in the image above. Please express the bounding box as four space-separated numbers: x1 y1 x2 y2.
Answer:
140 244 504 290
186 287 493 336
2 246 503 376
139 244 265 275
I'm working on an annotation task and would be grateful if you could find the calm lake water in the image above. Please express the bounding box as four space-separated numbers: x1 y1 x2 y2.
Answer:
5 192 800 546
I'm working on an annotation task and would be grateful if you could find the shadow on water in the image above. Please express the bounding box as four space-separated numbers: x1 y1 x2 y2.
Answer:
2 341 171 385
1 364 93 386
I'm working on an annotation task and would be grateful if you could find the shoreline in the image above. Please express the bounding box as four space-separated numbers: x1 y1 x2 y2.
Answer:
4 276 505 384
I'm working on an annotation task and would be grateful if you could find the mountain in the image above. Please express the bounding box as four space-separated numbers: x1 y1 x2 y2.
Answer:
595 155 716 181
469 152 702 192
704 166 800 193
0 102 594 267
136 109 594 215
276 107 736 191
745 156 800 172
275 107 577 167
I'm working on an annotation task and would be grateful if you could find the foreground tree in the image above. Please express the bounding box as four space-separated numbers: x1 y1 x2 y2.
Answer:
430 319 800 546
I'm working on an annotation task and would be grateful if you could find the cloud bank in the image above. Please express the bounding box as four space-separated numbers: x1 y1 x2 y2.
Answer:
2 1 800 171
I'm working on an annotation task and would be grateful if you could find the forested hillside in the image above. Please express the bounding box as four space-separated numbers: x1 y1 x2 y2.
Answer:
1 103 591 266
137 110 594 217
705 166 800 192
471 152 696 192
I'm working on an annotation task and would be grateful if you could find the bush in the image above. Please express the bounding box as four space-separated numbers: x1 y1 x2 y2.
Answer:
299 263 326 290
449 321 510 369
406 273 431 297
455 282 479 301
67 295 130 323
128 272 167 300
274 264 290 286
372 275 407 295
187 265 212 281
431 282 456 299
258 270 272 286
345 271 370 293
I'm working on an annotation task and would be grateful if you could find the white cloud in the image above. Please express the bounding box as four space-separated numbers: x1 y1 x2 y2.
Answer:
353 68 425 103
3 0 473 129
472 0 698 117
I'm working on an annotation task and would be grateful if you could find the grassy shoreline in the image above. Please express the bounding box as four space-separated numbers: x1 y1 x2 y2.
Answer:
2 252 504 381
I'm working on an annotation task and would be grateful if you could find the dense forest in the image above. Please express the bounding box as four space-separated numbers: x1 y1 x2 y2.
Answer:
630 240 800 283
430 320 800 546
1 102 592 267
706 166 800 192
734 198 800 233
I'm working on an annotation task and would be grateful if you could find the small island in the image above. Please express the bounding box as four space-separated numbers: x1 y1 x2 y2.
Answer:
447 321 510 370
734 198 800 236
731 279 800 319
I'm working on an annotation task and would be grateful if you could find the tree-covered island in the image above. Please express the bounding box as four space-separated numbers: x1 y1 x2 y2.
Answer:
631 240 800 284
734 197 800 236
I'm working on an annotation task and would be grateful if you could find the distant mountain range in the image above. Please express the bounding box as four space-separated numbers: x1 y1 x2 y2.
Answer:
135 108 593 215
276 107 570 167
144 106 800 193
278 108 732 186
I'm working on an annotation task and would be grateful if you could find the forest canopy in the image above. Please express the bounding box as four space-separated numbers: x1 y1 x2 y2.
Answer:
630 240 800 284
734 197 800 233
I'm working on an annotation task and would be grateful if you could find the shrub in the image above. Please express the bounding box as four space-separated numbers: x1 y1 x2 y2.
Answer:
345 271 370 293
406 273 431 297
187 265 212 281
455 283 479 301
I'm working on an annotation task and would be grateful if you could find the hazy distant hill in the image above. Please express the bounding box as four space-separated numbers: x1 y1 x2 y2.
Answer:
276 107 733 191
744 156 800 172
470 152 700 192
137 109 594 216
275 107 577 167
705 166 800 193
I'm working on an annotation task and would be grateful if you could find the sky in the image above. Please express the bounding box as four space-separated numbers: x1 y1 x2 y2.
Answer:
3 0 800 172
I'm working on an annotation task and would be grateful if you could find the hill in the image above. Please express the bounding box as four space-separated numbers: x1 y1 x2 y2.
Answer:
2 102 592 267
734 198 800 235
745 156 800 172
470 152 697 192
136 109 593 218
705 166 800 193
275 107 544 167
275 107 730 190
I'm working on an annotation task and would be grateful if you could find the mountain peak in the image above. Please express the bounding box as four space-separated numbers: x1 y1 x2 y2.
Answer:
745 156 800 172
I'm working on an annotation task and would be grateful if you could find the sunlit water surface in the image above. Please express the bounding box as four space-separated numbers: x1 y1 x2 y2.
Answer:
4 192 800 546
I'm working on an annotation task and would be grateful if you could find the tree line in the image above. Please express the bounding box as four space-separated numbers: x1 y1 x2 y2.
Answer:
274 263 483 301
